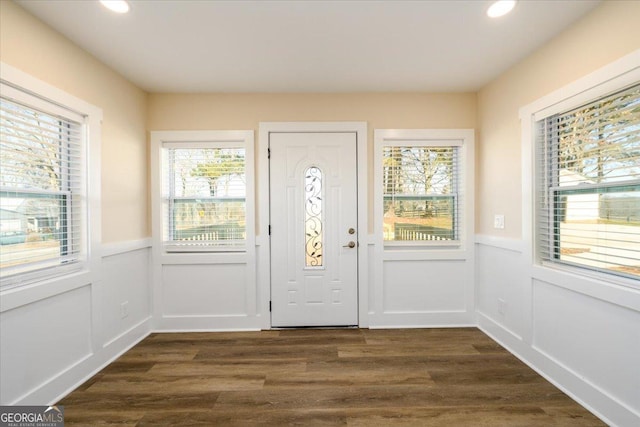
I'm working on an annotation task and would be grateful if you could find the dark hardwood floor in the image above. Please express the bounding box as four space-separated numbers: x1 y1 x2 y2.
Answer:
58 328 605 426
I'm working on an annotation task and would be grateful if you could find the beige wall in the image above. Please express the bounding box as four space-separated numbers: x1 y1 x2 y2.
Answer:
477 0 640 238
4 0 638 242
0 1 149 243
148 93 476 131
148 92 477 232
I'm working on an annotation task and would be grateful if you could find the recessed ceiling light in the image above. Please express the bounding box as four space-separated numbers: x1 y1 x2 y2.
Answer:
487 0 517 18
100 0 130 14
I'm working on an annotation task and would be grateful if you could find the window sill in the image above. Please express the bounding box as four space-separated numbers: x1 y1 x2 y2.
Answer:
0 267 93 313
164 245 246 253
539 260 640 290
532 263 640 313
159 251 248 265
384 240 462 250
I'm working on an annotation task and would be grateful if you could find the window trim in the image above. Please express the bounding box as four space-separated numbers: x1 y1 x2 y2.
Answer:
0 62 102 305
374 129 474 252
520 49 640 288
150 130 255 255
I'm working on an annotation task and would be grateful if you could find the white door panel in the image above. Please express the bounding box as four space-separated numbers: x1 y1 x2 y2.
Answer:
270 132 358 327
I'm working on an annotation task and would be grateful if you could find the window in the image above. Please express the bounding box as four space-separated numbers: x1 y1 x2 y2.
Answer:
164 145 246 250
375 129 473 248
304 166 323 267
0 69 99 290
155 131 254 252
536 83 640 279
382 146 459 242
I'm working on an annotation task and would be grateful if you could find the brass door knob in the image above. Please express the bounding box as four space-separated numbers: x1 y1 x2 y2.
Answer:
343 241 356 248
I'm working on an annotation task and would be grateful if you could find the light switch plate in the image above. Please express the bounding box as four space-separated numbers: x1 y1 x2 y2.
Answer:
494 214 505 229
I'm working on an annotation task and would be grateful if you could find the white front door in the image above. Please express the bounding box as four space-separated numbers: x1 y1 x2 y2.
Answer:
270 132 358 327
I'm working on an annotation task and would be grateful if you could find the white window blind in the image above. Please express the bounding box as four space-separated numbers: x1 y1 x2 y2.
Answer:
0 95 84 285
536 83 640 279
163 145 246 251
382 145 460 242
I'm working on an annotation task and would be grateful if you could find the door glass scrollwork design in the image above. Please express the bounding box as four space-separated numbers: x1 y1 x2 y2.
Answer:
304 166 323 267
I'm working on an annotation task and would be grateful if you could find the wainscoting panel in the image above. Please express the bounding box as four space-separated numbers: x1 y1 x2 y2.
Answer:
532 279 640 415
0 285 92 404
102 247 151 345
476 235 640 427
475 237 526 340
0 240 152 405
162 264 247 316
368 248 475 328
383 260 466 313
155 256 260 331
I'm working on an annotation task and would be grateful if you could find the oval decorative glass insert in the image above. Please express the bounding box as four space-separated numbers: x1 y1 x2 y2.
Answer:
304 166 323 267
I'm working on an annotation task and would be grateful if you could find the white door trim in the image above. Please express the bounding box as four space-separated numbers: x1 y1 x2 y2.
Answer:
257 122 368 329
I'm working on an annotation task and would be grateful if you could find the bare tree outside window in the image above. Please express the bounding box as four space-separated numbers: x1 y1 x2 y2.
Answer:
1 98 80 277
382 146 458 242
165 147 246 246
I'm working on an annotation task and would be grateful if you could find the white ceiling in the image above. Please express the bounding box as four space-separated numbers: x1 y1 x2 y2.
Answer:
15 0 601 93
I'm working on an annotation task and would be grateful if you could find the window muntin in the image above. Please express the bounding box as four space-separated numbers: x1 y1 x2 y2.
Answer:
163 146 246 250
382 146 459 243
0 96 83 283
536 83 640 279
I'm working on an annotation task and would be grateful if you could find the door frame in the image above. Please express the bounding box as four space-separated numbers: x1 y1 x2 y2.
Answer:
257 122 368 329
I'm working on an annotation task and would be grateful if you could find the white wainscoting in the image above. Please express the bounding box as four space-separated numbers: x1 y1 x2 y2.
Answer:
0 285 92 404
368 240 476 327
153 252 261 331
0 239 152 405
101 241 152 347
163 264 246 316
476 235 640 427
476 235 527 341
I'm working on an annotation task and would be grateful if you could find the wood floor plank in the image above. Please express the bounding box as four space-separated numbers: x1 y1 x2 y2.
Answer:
424 354 545 385
98 360 157 375
148 360 308 377
344 406 569 427
214 383 577 410
62 411 146 427
84 375 265 394
194 344 339 361
541 406 610 426
136 409 348 427
143 334 361 348
338 343 480 358
61 392 220 411
56 328 605 426
264 368 435 388
116 348 199 363
473 342 512 354
145 330 281 342
362 327 496 344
